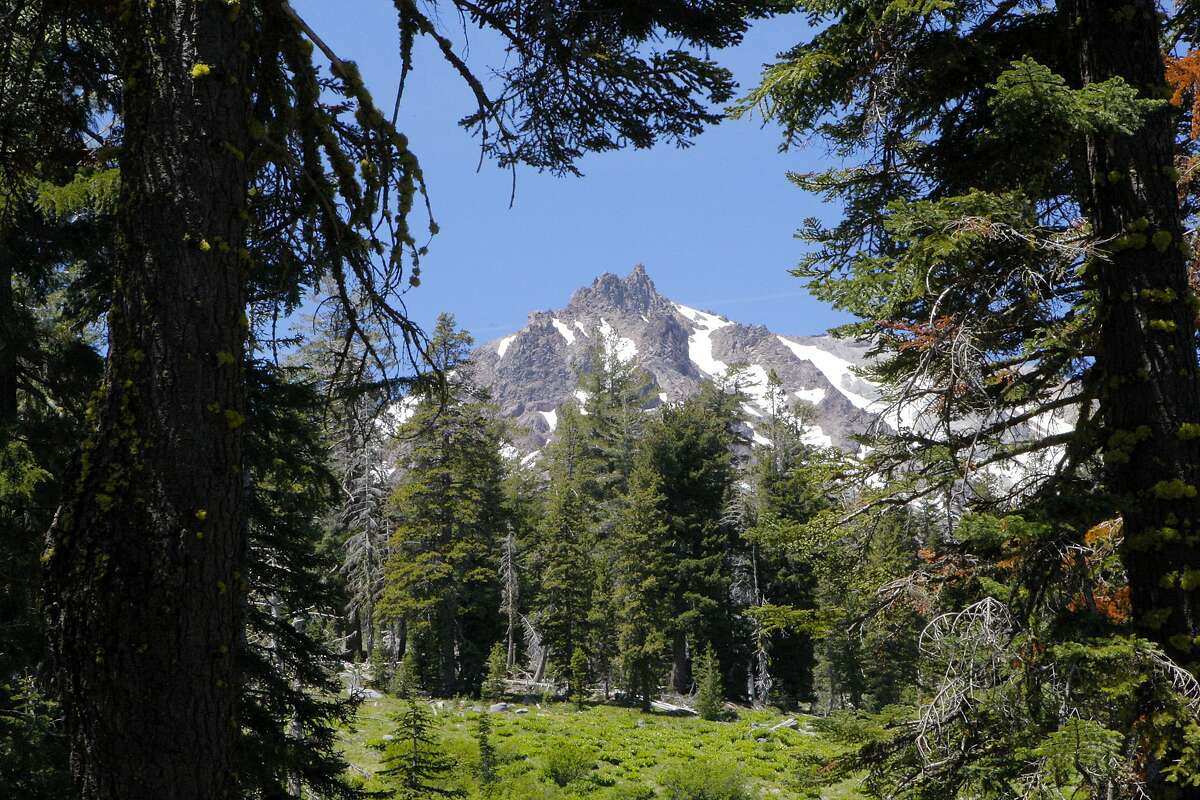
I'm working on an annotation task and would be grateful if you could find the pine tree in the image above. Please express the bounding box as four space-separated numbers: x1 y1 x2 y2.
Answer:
476 711 496 790
614 458 675 711
482 642 508 701
378 693 463 799
569 647 592 708
381 315 507 696
530 403 595 675
693 646 725 721
642 383 743 694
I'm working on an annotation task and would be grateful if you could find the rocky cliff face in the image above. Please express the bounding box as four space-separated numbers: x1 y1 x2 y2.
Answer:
472 265 882 455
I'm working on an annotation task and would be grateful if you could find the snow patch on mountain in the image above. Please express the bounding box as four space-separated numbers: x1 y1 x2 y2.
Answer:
796 388 826 405
677 304 732 376
598 318 638 363
552 319 576 345
776 336 876 410
802 426 834 448
496 334 517 359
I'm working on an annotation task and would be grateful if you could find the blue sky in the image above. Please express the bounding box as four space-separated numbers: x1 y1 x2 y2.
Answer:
293 2 848 341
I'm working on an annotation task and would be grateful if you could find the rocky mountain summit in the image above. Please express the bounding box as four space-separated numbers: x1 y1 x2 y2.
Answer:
472 265 882 456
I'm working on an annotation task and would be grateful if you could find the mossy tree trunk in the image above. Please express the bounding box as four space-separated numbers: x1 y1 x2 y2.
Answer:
45 1 251 798
1067 0 1200 663
1069 0 1200 793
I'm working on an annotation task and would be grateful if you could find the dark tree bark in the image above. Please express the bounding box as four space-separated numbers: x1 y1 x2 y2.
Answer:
670 631 690 694
0 258 16 426
45 2 252 798
1067 0 1200 792
1069 0 1200 659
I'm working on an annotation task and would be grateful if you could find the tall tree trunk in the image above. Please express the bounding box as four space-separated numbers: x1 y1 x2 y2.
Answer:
670 632 690 694
45 2 251 798
0 256 16 426
1069 0 1200 661
1068 0 1200 793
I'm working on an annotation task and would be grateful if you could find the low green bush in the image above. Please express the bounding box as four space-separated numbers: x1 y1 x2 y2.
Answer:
658 760 755 800
542 741 597 787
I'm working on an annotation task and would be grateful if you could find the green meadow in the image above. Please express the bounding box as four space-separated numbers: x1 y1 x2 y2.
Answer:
339 696 865 799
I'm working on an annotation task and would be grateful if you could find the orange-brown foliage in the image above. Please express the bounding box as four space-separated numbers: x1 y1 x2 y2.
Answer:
1166 51 1200 140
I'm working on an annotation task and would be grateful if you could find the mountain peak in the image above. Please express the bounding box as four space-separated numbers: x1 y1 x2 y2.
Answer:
475 265 879 455
567 264 668 316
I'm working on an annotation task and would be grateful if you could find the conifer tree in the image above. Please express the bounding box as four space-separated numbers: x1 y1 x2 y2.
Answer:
0 145 102 795
499 463 543 669
578 331 655 505
301 296 398 661
482 642 508 701
381 315 507 696
576 332 656 690
378 692 463 799
475 711 496 790
569 647 592 708
238 363 360 799
693 645 725 721
742 374 826 708
614 457 675 711
530 403 595 674
642 383 743 693
740 0 1200 791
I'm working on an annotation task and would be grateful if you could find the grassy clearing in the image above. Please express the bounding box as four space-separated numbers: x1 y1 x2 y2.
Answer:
339 695 864 798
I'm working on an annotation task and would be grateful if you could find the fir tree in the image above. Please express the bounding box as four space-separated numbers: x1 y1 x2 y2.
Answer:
693 646 725 721
369 645 395 694
300 290 399 661
500 463 543 669
642 383 743 694
482 642 508 702
614 457 675 711
381 315 508 696
377 694 463 799
576 331 656 692
741 376 828 709
27 1 778 792
237 363 360 799
738 0 1200 789
578 328 655 505
569 647 592 708
475 711 496 790
530 403 595 675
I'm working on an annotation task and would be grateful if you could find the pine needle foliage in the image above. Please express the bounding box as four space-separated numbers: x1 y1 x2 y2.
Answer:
614 456 675 711
377 695 464 800
475 711 496 790
482 643 508 702
381 315 508 697
738 0 1200 793
693 646 726 721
